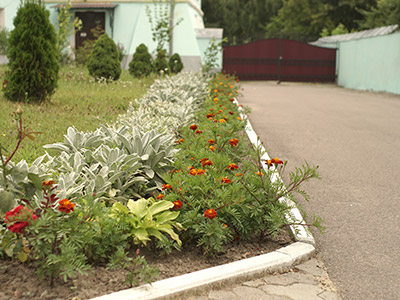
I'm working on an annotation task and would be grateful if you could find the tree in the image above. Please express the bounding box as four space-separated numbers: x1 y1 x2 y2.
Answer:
168 53 183 74
153 49 169 74
87 33 121 81
3 1 59 102
358 0 400 29
129 43 154 78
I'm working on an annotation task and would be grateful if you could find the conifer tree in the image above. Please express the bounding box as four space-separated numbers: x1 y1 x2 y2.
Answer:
129 43 153 78
87 33 121 81
154 49 169 74
168 53 183 74
4 1 59 102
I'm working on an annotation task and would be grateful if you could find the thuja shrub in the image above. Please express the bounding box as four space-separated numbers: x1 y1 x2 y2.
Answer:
129 43 153 78
168 53 184 74
153 49 169 75
87 33 121 81
3 2 59 102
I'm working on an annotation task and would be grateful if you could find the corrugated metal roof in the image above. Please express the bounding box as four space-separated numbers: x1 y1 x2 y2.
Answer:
313 24 399 44
51 3 118 9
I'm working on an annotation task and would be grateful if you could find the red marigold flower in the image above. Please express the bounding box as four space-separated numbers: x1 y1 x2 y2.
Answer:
42 180 55 187
156 194 164 199
173 200 183 210
58 199 75 214
176 138 184 144
208 139 215 144
229 98 234 102
199 158 209 164
227 163 239 170
206 113 214 118
221 177 231 184
189 168 197 175
229 111 234 115
190 124 198 130
8 221 29 234
162 184 172 190
266 157 284 168
229 138 239 147
196 130 203 134
204 209 217 220
202 160 213 168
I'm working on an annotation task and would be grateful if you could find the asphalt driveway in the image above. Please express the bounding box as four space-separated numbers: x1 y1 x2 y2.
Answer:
238 81 400 300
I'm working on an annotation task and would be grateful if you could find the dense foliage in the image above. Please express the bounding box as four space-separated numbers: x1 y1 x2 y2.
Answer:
3 2 59 102
129 43 154 78
202 0 397 44
153 49 169 74
87 33 121 81
168 53 183 74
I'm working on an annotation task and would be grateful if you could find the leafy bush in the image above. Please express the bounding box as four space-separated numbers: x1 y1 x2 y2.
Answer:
3 2 59 102
0 28 9 55
154 49 169 75
87 33 121 81
73 25 103 66
129 43 153 78
169 53 184 74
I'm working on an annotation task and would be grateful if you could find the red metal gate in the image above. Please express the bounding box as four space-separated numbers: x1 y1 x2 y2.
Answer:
223 39 336 82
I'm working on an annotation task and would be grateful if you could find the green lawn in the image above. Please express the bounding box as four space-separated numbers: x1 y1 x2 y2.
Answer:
0 65 155 163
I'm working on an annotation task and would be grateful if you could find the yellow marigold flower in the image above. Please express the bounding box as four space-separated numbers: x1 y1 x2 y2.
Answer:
219 119 226 123
209 145 215 151
255 171 264 176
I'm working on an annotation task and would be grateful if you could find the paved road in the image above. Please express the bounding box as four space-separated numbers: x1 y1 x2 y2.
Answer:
237 82 400 300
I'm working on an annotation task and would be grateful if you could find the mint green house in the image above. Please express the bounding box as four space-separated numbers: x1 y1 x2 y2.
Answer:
0 0 223 71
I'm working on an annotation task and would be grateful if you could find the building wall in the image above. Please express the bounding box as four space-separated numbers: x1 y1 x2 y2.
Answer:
337 32 400 95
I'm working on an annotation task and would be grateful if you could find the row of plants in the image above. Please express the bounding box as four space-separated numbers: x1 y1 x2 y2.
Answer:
0 71 323 289
0 72 209 286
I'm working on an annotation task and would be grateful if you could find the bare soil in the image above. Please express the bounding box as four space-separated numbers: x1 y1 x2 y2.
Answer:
0 231 292 300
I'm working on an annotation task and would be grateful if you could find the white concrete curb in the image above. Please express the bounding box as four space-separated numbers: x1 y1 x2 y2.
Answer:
89 98 317 300
90 242 315 300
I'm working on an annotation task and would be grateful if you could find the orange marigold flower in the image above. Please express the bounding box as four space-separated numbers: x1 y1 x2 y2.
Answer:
42 180 55 187
219 82 223 85
190 157 195 160
235 172 243 177
162 184 172 190
227 163 239 170
202 160 213 167
196 130 203 134
209 145 215 151
229 138 239 147
189 168 197 175
214 89 218 93
176 138 184 144
217 109 223 114
237 117 242 121
219 119 226 123
206 113 214 118
214 98 219 104
173 200 183 210
199 158 209 163
266 157 284 168
196 168 206 175
221 177 231 184
208 139 215 144
190 124 198 130
229 85 234 88
255 171 264 176
156 194 164 199
58 199 75 214
204 209 217 219
223 223 229 228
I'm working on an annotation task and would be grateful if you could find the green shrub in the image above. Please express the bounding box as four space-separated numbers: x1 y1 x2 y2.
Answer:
87 33 121 81
169 53 184 74
3 2 59 102
154 49 169 75
129 43 153 78
73 25 103 66
0 28 9 55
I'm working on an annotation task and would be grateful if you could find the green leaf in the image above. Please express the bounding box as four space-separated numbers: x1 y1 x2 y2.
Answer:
112 202 129 214
0 190 16 213
155 211 179 224
131 228 150 245
149 200 174 216
157 224 182 246
127 199 148 219
17 251 28 263
27 173 43 190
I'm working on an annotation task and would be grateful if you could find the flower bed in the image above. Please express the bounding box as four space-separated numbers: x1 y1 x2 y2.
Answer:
0 72 322 297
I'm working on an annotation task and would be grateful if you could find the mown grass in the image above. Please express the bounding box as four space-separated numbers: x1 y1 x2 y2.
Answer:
0 64 155 163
